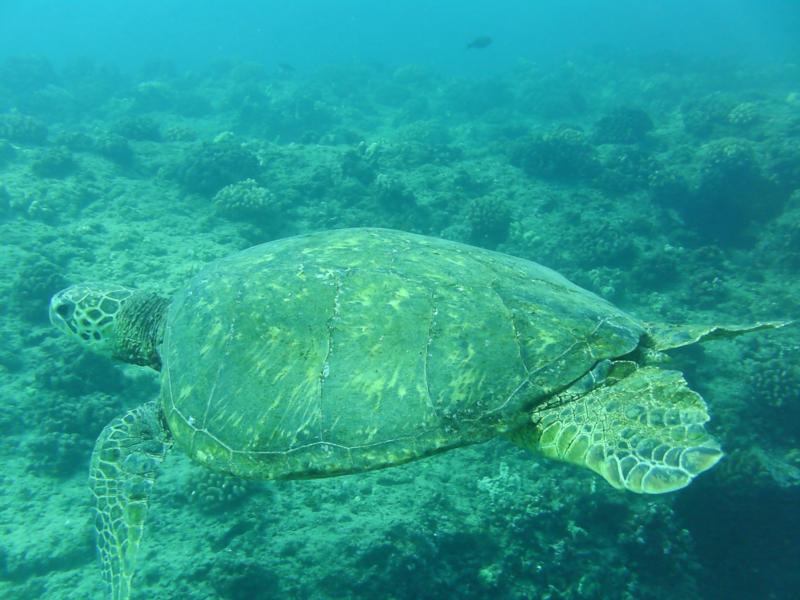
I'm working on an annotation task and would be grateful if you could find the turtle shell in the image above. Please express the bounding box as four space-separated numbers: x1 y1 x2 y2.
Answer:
161 228 644 479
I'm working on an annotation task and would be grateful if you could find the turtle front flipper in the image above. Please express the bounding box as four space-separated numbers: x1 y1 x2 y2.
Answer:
509 364 722 494
90 401 172 600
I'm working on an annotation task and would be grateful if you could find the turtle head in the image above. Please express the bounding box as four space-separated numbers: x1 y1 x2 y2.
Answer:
50 283 169 370
49 283 136 354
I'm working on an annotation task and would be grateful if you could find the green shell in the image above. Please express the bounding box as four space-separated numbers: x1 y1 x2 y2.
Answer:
161 228 644 479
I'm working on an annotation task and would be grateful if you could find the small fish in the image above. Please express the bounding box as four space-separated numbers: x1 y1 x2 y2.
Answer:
466 36 492 49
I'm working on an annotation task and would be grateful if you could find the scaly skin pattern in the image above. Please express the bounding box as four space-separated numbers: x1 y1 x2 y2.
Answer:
161 228 644 479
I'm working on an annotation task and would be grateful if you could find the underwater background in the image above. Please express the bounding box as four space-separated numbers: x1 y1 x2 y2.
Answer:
1 1 799 598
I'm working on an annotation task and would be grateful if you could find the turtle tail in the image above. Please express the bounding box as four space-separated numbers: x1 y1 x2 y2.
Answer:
90 401 171 599
509 364 723 494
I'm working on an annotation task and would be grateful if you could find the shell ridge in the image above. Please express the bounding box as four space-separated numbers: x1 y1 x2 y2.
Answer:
422 291 438 415
318 268 344 443
489 281 531 376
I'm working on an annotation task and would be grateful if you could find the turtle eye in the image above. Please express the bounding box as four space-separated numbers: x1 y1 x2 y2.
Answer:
55 301 75 321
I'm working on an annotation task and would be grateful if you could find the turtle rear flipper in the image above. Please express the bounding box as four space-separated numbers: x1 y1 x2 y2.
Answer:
645 320 791 352
90 401 171 600
512 365 722 494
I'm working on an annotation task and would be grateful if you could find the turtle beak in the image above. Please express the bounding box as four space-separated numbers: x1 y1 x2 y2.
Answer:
49 290 78 334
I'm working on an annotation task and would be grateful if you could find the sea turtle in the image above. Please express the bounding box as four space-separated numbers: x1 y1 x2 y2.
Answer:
49 228 782 600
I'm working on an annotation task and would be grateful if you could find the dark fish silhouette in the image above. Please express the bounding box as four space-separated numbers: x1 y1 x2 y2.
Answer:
467 36 492 49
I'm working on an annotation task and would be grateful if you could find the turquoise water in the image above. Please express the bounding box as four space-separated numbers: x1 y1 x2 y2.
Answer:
0 1 798 599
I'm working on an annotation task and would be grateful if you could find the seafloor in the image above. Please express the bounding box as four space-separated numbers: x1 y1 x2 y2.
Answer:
1 52 798 600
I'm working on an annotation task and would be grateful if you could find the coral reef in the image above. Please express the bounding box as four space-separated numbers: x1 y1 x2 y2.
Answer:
765 139 800 193
647 167 692 207
464 195 511 247
0 112 48 144
681 94 735 137
11 254 68 323
510 127 599 182
173 137 261 196
340 147 377 185
373 173 417 210
595 146 657 193
749 360 799 409
757 194 800 269
23 431 88 478
0 183 10 214
209 554 278 599
630 246 682 290
0 138 16 167
238 86 337 142
131 79 176 112
112 116 162 142
94 133 134 165
443 78 514 117
518 73 588 119
1 49 799 600
186 469 262 514
26 399 121 477
0 56 57 98
668 138 785 246
593 107 654 144
162 124 197 142
30 147 76 178
212 178 282 224
727 102 760 128
391 120 460 167
746 352 800 442
571 219 639 271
